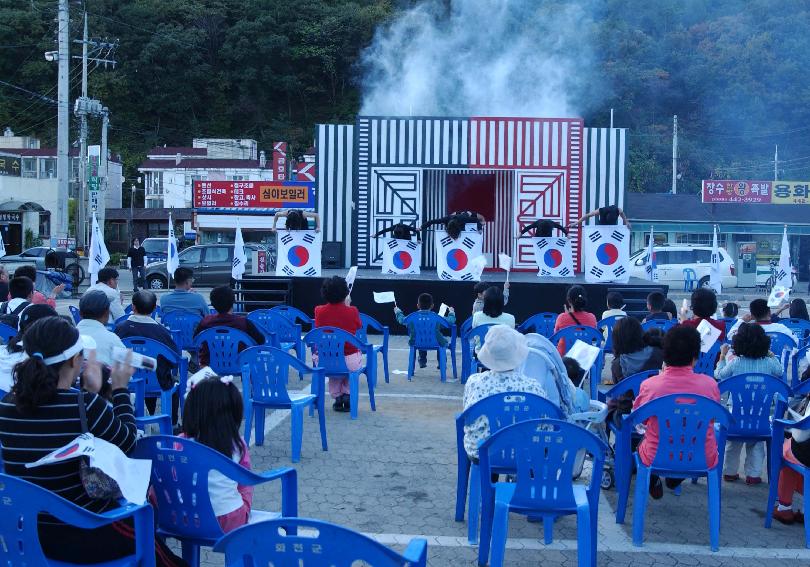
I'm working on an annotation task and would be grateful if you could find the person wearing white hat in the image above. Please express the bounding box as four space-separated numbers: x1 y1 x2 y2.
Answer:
462 325 547 460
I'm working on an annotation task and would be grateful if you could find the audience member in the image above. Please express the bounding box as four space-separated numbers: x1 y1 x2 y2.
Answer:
553 285 598 355
644 291 670 322
86 267 125 323
181 375 252 533
602 291 627 320
774 298 810 322
662 298 678 321
313 276 363 412
472 281 510 314
561 356 590 413
13 265 59 307
473 287 515 328
160 267 209 319
76 290 125 366
633 325 721 499
610 317 664 383
728 298 798 344
395 292 455 369
0 265 8 301
774 407 810 524
194 285 265 366
680 288 726 342
715 322 783 485
0 277 33 328
722 302 740 320
462 325 546 460
0 304 57 393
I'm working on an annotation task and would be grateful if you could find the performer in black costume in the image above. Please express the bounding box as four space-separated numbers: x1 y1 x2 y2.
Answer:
372 222 421 241
519 219 569 238
570 205 631 228
419 211 486 240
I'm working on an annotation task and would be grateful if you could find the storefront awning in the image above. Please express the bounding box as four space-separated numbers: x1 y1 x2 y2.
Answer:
195 214 275 230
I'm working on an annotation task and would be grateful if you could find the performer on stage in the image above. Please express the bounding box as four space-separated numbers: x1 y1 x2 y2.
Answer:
268 209 320 231
419 211 485 240
569 205 631 228
519 219 569 238
372 222 421 241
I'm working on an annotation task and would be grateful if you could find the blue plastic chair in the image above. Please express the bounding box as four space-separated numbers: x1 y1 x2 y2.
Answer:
121 336 186 421
213 518 427 567
356 313 390 384
270 305 313 330
238 345 327 462
0 472 156 566
129 377 173 435
161 310 203 355
402 311 457 382
113 314 130 326
247 309 304 356
790 345 810 389
641 318 676 333
461 324 494 384
718 373 789 481
0 323 16 344
133 435 298 567
192 326 257 375
303 326 377 420
597 315 626 353
125 304 161 319
767 331 797 381
479 419 607 567
694 341 722 378
69 305 81 324
517 312 558 337
550 325 604 399
683 268 697 291
718 317 737 340
455 392 564 545
765 413 810 546
616 394 732 551
460 315 473 338
783 318 810 348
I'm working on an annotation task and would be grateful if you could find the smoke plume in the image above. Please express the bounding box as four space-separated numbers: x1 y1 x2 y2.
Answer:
359 0 601 117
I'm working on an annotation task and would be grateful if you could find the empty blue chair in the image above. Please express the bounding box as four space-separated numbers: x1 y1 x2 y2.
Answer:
616 394 732 551
270 304 313 330
766 331 797 380
303 326 376 420
0 472 155 566
597 315 626 353
121 336 187 421
765 413 810 545
517 312 558 337
192 326 257 375
239 345 327 462
0 323 16 343
641 318 676 333
460 315 473 338
402 311 457 382
69 305 81 324
129 377 173 435
718 373 789 482
790 345 810 389
461 324 494 384
479 419 608 567
213 518 427 567
683 268 697 291
133 435 298 567
161 310 203 355
550 325 604 399
694 341 722 378
455 391 563 545
357 313 390 384
783 318 810 348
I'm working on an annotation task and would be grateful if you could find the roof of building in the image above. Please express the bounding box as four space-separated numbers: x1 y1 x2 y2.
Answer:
104 207 194 221
0 147 122 163
624 192 810 225
138 158 265 170
147 146 208 157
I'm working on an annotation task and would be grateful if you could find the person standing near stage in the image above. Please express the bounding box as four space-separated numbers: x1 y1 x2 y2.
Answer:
419 211 486 240
126 238 147 293
519 219 569 238
569 205 631 228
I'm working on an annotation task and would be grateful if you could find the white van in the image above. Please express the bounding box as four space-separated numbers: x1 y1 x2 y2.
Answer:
628 245 737 289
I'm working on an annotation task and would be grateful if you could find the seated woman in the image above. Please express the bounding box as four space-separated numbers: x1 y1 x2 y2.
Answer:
611 317 664 383
774 408 810 524
419 210 485 240
472 287 515 329
0 304 58 393
679 288 726 341
553 285 598 356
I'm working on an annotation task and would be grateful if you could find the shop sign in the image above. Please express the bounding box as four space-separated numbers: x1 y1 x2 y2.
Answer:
193 180 315 212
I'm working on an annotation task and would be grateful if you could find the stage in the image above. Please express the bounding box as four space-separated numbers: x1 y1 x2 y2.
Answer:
238 269 668 331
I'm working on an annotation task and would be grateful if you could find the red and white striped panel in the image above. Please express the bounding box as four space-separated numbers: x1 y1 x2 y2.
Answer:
467 118 582 169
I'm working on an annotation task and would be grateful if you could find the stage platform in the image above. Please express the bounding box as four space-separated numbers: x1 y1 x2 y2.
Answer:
238 269 669 331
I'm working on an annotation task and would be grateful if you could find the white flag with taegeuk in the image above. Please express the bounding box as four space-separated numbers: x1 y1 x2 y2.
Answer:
381 238 421 275
275 230 322 277
435 230 484 281
583 226 630 283
533 237 574 278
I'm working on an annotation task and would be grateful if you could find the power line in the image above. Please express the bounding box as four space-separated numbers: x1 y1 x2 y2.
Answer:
87 10 199 49
0 79 57 104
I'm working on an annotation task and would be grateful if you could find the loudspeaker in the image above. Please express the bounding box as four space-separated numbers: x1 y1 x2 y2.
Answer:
323 241 344 268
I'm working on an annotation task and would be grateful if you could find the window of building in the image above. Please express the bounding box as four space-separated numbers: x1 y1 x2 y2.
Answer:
146 198 164 208
38 212 51 239
21 158 36 178
70 158 79 181
105 222 127 243
146 222 168 237
39 158 56 179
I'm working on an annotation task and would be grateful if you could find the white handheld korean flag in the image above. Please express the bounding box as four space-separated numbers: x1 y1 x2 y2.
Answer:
275 230 322 277
381 238 421 275
645 227 658 282
435 229 484 281
583 226 630 283
232 218 246 280
166 212 179 277
533 237 574 278
88 211 110 284
709 224 722 294
775 225 792 290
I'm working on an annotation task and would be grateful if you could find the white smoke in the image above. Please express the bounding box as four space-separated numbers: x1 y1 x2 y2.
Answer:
359 0 600 117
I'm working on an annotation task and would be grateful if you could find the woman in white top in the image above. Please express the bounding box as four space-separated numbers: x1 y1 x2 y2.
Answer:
472 286 515 329
0 304 58 393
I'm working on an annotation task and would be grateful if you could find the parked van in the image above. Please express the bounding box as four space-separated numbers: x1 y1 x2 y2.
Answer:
628 245 737 289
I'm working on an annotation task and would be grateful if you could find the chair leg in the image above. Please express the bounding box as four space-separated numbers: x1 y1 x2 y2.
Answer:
366 368 377 412
407 347 415 381
543 514 553 544
449 344 457 381
243 404 254 446
455 456 471 522
576 504 592 567
382 349 390 384
290 406 304 463
707 469 721 552
316 400 328 451
255 407 266 446
765 448 782 529
349 374 360 420
468 464 481 545
803 473 810 548
181 542 200 567
489 495 510 567
296 342 305 380
632 465 651 547
438 349 447 383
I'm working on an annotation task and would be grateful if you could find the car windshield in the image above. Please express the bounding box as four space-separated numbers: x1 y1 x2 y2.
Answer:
22 248 44 257
142 240 167 254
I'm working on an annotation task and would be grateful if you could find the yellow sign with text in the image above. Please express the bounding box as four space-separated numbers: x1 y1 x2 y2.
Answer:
772 181 810 205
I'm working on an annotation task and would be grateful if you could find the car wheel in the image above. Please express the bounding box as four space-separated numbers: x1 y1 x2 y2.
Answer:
698 276 711 288
147 275 167 290
65 262 85 286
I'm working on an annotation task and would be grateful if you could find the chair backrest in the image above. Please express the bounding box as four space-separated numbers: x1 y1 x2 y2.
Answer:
480 419 607 510
0 323 16 343
604 369 659 400
192 326 257 375
767 331 795 359
683 268 697 279
126 304 161 319
719 317 737 338
270 305 313 330
403 311 453 349
121 336 181 393
783 318 810 347
518 312 558 338
69 305 81 323
718 373 790 437
792 345 810 388
460 316 474 338
627 393 731 471
113 314 129 326
238 345 304 405
597 315 626 352
693 342 721 377
304 327 366 373
247 309 300 344
641 318 677 333
161 310 203 350
357 313 386 344
549 325 604 353
213 518 426 567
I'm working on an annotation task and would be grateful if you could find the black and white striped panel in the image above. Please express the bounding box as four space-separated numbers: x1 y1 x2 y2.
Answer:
365 117 469 167
316 124 354 266
583 128 627 225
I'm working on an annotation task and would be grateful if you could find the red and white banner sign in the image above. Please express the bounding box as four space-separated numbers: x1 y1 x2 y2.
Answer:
295 162 316 182
273 142 288 182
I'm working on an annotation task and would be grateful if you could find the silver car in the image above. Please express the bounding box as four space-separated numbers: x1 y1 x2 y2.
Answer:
144 243 266 289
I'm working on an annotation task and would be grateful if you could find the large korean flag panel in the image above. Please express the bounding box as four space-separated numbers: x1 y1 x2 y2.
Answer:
275 230 323 277
583 226 630 283
533 237 574 278
435 230 484 281
381 238 421 275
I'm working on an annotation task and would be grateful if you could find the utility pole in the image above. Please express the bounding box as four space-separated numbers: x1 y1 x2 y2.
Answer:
775 144 779 181
56 0 70 240
671 115 678 195
77 12 88 249
610 108 614 129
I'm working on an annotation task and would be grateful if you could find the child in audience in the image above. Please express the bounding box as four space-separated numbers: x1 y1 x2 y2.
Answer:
722 302 739 320
562 357 590 413
662 298 678 321
395 293 455 369
472 281 510 313
554 285 598 356
644 291 670 322
182 375 252 533
601 291 627 320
